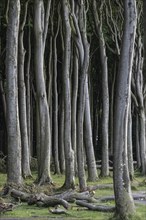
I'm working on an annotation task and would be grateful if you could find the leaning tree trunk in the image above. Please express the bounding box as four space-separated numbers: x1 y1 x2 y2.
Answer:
18 0 32 178
113 0 137 218
6 0 22 185
62 0 75 189
34 0 52 185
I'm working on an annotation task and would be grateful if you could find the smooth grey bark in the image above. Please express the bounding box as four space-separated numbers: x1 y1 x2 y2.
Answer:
47 13 53 159
59 96 65 174
58 11 65 174
34 0 51 185
71 49 78 175
135 114 141 168
135 34 146 175
53 8 60 174
109 64 116 155
76 1 89 191
71 0 91 190
6 0 22 184
127 99 134 179
43 0 52 49
93 0 109 177
18 0 32 178
84 78 98 181
26 14 32 156
144 0 146 83
62 0 75 189
113 0 137 218
70 0 86 190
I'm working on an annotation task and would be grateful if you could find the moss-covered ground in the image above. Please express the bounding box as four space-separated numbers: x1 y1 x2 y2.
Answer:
0 171 145 220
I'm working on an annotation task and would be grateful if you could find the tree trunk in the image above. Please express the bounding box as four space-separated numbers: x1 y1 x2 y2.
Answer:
34 0 51 185
113 0 137 218
6 0 22 185
52 8 60 174
18 0 32 178
143 0 146 83
71 49 78 175
62 0 75 189
26 13 32 157
84 78 98 181
127 99 134 180
93 0 109 177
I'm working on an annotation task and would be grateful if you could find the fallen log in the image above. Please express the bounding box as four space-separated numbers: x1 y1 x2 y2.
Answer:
76 200 115 212
11 189 30 202
10 189 96 208
11 190 70 209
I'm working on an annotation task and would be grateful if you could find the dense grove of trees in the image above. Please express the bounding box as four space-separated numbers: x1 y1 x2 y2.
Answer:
0 0 145 219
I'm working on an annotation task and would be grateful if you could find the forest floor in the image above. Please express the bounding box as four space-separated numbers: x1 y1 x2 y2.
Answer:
0 171 146 220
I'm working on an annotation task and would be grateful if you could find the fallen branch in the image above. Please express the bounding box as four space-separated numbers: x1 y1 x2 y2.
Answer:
76 200 115 212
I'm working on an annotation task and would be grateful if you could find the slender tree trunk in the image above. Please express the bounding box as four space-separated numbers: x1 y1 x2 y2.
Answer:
84 78 98 181
135 34 146 175
135 114 141 169
71 49 78 175
18 0 31 178
127 99 134 180
52 9 60 174
59 96 65 174
143 0 146 83
113 0 137 218
62 0 75 189
93 0 109 177
26 13 32 156
6 0 22 185
0 80 7 129
109 64 116 155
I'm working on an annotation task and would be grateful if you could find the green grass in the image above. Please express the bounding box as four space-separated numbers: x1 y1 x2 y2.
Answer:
0 171 146 220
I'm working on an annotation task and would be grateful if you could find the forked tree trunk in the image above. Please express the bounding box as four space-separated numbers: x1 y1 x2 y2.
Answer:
70 0 86 189
113 0 137 218
34 0 51 185
6 0 22 185
62 0 75 189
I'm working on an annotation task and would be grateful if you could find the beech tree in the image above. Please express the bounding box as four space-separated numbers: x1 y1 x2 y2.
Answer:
6 0 22 184
113 0 137 218
62 0 75 189
34 0 52 185
18 0 32 179
93 0 109 177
